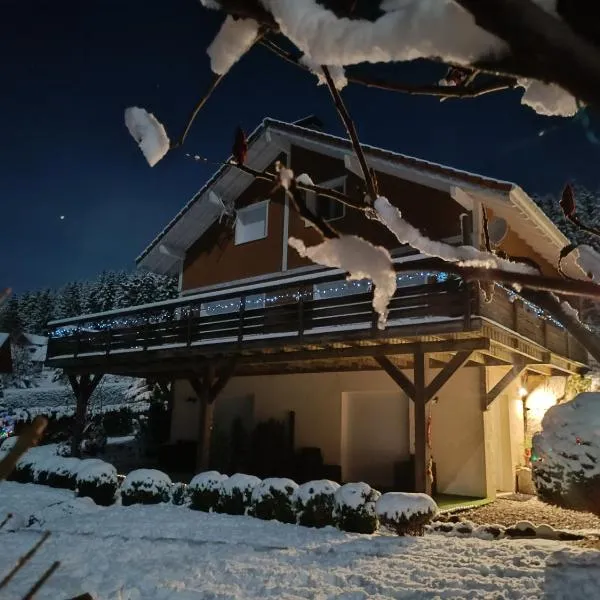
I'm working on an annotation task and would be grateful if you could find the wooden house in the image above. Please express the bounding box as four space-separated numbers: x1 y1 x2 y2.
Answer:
46 118 589 498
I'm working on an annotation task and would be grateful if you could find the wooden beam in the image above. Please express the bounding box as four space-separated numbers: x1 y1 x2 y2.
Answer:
484 361 527 409
375 355 415 399
413 351 431 495
209 358 238 402
426 351 472 401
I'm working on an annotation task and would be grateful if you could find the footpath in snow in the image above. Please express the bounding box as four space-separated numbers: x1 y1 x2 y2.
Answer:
0 482 599 599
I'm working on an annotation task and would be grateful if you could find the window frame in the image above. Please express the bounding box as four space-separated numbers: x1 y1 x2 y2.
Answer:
234 199 270 246
305 176 347 226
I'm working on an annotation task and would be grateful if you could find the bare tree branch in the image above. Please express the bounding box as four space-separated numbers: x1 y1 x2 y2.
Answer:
0 514 12 531
321 65 378 203
0 531 51 591
260 38 518 99
21 561 61 600
0 416 47 481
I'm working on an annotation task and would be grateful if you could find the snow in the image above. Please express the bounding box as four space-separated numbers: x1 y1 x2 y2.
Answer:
375 492 438 521
3 482 597 599
289 235 397 329
221 473 261 495
577 244 600 281
76 460 117 484
189 470 228 491
124 106 170 167
299 54 347 90
207 15 260 75
251 477 298 501
374 195 537 275
257 0 572 116
121 469 172 495
295 172 314 186
293 479 339 503
533 392 600 485
335 482 380 510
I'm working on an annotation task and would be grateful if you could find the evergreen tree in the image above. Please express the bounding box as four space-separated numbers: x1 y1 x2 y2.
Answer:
30 289 55 334
18 291 40 333
0 296 23 333
55 281 83 320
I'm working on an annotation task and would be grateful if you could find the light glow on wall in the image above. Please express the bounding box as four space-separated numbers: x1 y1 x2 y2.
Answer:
525 388 557 424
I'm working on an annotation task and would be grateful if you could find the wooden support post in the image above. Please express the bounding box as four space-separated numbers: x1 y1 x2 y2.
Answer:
374 355 415 399
425 351 472 401
484 360 527 409
67 373 103 457
189 358 237 472
413 351 430 495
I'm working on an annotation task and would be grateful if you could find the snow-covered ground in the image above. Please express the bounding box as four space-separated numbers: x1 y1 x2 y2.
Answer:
1 482 599 599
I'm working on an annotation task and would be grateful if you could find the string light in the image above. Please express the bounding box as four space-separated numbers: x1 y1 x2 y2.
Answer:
50 272 565 339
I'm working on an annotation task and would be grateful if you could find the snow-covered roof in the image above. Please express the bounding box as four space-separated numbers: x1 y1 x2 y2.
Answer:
136 118 580 278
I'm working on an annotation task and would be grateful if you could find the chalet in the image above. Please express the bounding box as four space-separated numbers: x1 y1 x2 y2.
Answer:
0 333 11 374
0 332 48 375
46 118 589 499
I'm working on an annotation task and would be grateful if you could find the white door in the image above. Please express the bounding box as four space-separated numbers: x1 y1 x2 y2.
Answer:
341 391 410 488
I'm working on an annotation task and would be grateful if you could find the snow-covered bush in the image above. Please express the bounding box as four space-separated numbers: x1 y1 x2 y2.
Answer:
375 492 438 536
121 469 172 506
76 459 118 506
532 393 600 515
171 482 189 506
189 471 228 512
250 477 298 524
45 457 81 490
218 473 261 515
293 479 340 528
334 482 381 534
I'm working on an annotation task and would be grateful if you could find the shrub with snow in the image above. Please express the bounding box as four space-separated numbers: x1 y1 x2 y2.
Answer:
76 459 119 506
293 479 340 528
250 477 298 524
46 457 81 490
189 471 228 512
375 492 438 536
334 482 381 534
218 473 261 515
171 482 189 506
532 392 600 515
121 469 172 506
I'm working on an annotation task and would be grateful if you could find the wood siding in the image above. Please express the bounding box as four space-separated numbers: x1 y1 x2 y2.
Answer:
182 155 286 291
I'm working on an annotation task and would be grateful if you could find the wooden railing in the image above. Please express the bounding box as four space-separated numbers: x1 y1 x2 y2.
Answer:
47 275 471 360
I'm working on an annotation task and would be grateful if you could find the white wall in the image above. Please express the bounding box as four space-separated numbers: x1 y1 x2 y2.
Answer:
171 366 496 497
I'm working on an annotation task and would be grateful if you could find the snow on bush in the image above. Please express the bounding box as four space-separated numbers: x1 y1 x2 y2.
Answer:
334 482 381 534
171 482 189 506
124 107 170 167
0 435 18 456
375 492 438 536
289 235 396 329
189 471 229 512
121 469 172 506
76 459 119 506
250 477 298 524
532 392 600 515
218 473 261 515
293 479 340 528
207 15 260 75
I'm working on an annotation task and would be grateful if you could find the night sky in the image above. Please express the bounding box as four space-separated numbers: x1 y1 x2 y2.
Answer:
2 0 600 293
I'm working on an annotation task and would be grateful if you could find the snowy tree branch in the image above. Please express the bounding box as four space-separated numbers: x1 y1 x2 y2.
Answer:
260 38 518 100
455 0 600 108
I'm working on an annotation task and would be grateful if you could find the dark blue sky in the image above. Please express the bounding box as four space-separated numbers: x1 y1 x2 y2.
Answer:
2 0 599 293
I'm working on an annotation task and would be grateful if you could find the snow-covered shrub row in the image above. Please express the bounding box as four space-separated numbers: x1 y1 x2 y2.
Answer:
376 492 438 536
218 473 261 515
293 479 339 528
532 393 600 516
171 482 189 506
121 469 172 506
189 471 228 512
76 459 119 506
250 477 298 524
333 482 381 534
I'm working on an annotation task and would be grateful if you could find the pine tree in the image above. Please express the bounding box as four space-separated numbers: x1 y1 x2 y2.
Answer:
0 296 23 333
18 291 40 333
55 281 83 320
30 289 55 335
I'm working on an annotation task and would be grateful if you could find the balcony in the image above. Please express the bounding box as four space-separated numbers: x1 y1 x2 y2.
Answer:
46 258 588 377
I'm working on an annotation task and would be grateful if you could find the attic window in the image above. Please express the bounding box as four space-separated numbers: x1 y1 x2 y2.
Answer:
235 200 269 245
305 176 346 224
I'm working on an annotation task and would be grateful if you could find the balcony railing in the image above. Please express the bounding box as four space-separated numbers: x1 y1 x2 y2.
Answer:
45 261 587 366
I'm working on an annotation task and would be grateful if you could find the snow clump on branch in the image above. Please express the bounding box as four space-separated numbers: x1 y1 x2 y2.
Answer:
289 235 397 329
207 16 260 75
124 107 170 167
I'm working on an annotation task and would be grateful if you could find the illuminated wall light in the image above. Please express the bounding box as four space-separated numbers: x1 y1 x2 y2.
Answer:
525 388 557 423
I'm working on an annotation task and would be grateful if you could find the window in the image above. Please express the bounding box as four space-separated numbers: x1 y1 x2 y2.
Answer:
235 200 269 245
305 176 346 225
